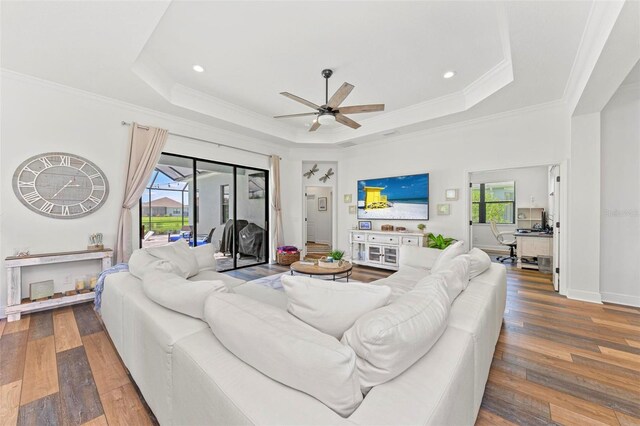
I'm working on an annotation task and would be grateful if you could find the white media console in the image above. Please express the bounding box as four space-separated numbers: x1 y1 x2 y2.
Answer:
349 230 425 271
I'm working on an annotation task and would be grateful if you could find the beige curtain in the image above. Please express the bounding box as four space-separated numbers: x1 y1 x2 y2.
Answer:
270 155 284 261
115 123 168 263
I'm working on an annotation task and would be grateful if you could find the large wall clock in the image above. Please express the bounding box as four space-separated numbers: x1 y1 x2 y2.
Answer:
12 152 109 219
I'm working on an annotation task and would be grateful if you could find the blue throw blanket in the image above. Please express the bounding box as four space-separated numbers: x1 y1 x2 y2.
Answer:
94 263 129 312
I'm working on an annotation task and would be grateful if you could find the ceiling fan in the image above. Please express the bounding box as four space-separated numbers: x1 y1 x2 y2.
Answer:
274 69 384 132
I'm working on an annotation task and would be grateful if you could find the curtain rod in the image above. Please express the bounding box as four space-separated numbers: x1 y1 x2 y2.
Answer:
121 121 280 160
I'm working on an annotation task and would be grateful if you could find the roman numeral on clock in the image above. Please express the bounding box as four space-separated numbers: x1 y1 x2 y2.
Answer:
39 157 53 168
59 155 71 166
18 181 35 188
61 205 70 216
87 173 101 180
39 201 54 214
23 191 42 203
88 195 101 204
23 166 40 177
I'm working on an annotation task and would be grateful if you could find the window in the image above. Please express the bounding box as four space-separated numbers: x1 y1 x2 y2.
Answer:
220 184 230 224
471 181 515 224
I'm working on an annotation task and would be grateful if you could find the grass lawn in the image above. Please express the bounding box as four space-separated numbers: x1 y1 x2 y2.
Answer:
141 216 188 234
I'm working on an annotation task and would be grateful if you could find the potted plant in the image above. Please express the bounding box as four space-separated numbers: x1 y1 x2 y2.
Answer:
417 223 426 234
427 233 456 250
328 249 345 261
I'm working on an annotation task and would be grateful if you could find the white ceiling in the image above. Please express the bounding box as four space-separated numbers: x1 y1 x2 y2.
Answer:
2 1 596 146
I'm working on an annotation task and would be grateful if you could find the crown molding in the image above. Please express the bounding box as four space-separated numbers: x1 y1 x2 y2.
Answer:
1 69 288 155
563 1 626 115
345 99 567 151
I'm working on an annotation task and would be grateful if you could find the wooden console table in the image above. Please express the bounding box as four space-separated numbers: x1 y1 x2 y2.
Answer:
5 249 113 322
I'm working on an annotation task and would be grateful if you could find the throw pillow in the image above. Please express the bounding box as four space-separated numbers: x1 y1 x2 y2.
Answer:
430 240 466 273
128 249 179 279
143 270 227 319
468 248 491 279
341 275 450 392
433 254 471 302
192 243 217 271
281 275 392 339
147 239 199 278
205 292 363 417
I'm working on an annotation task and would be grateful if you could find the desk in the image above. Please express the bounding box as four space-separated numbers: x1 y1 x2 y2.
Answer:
514 232 553 270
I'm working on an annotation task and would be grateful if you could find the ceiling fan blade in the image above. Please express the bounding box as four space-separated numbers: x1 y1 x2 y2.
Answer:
327 83 354 109
274 112 318 119
335 113 361 129
309 120 321 132
337 104 385 114
280 92 320 110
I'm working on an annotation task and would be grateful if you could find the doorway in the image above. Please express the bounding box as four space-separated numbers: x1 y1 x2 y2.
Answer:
305 186 333 258
467 163 562 291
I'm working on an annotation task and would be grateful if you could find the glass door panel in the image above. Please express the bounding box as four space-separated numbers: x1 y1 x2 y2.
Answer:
141 154 194 249
195 161 235 271
368 245 382 263
235 167 268 268
383 247 398 266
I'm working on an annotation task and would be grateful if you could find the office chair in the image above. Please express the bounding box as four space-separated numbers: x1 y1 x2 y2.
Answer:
490 221 517 263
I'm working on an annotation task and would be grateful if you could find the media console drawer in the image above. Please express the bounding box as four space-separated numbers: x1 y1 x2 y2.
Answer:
368 234 399 244
352 233 366 242
401 236 420 246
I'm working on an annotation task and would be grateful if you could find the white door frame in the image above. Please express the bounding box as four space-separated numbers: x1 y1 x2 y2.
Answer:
464 159 568 294
303 185 336 256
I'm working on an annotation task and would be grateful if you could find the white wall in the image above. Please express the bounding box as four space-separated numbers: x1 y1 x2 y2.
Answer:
0 72 286 317
600 83 640 306
335 104 570 254
305 186 332 244
567 112 602 303
470 166 551 251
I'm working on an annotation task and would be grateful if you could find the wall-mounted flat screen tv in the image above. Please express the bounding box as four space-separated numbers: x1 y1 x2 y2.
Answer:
357 173 429 220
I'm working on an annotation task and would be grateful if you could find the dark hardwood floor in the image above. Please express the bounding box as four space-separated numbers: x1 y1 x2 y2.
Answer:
1 263 638 425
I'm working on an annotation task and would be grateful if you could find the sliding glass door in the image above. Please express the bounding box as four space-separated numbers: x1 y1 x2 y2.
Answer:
140 153 269 271
235 167 268 268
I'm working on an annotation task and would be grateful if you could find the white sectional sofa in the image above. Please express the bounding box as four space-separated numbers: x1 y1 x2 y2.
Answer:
101 244 506 425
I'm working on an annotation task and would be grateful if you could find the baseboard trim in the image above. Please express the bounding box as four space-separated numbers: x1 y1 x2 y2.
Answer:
601 292 640 308
567 289 602 304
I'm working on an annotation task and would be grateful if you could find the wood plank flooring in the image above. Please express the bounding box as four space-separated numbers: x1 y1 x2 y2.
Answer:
1 263 638 425
0 304 153 426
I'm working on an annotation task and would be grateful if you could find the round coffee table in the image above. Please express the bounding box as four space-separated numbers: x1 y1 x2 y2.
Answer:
289 261 353 282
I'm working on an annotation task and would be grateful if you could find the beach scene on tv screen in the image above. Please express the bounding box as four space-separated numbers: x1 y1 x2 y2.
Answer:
357 173 429 220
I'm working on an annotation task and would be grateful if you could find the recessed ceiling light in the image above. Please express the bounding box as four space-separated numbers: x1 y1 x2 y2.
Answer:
193 65 205 73
443 71 456 79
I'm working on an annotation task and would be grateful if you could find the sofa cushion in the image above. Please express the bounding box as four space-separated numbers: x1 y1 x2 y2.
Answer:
372 265 428 301
430 240 466 273
143 271 227 319
342 275 450 391
128 249 178 279
188 269 245 289
448 280 500 413
281 275 391 339
433 254 470 302
101 273 209 425
192 243 217 271
468 248 491 279
147 240 199 278
204 293 363 417
399 245 442 269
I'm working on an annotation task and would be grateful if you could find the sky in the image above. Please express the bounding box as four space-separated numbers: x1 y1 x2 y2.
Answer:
358 173 429 202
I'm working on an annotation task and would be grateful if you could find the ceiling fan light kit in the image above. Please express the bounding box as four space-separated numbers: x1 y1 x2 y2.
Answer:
275 68 384 132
